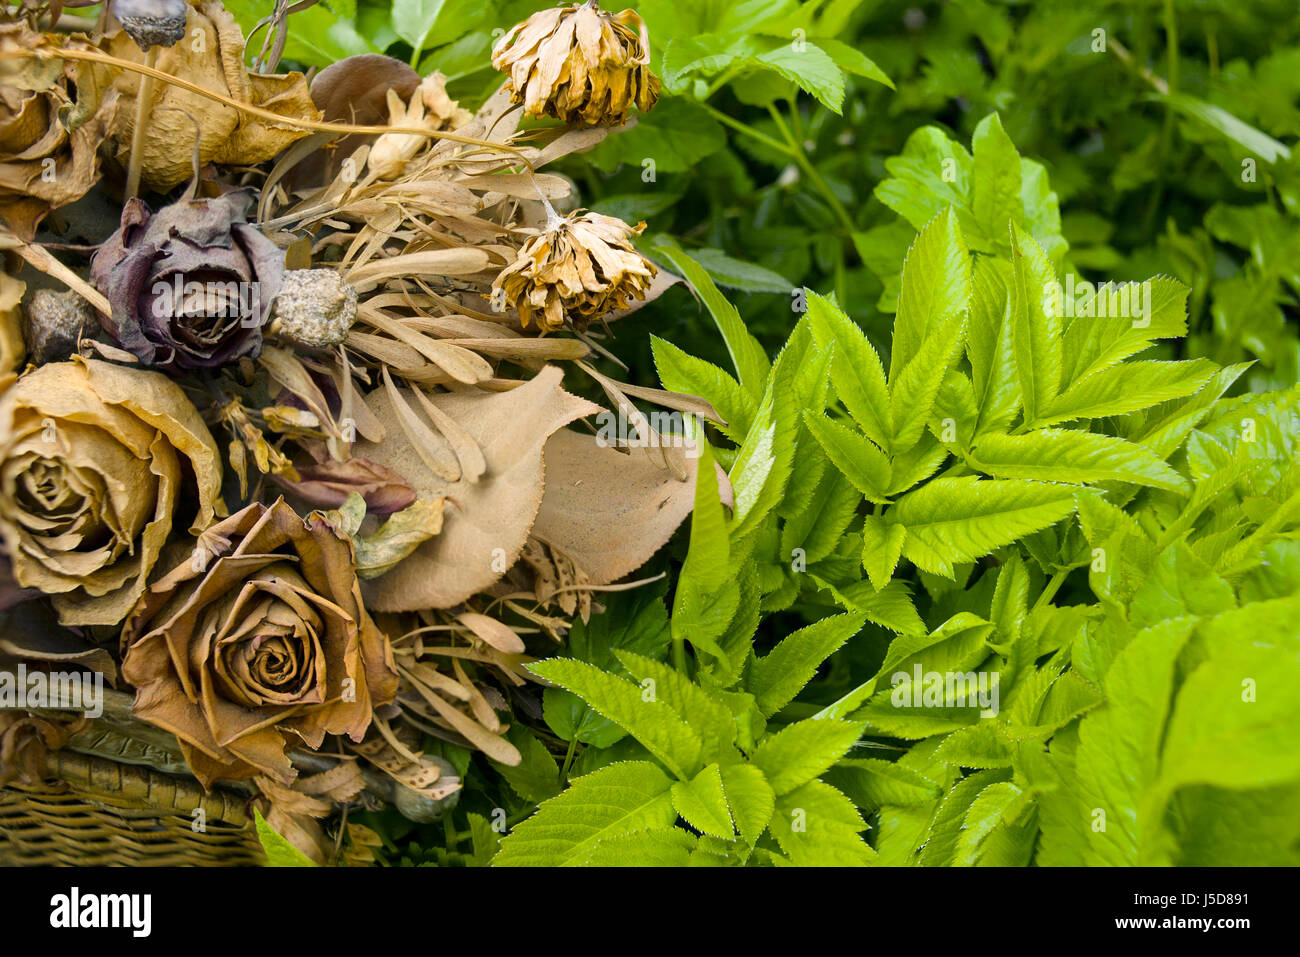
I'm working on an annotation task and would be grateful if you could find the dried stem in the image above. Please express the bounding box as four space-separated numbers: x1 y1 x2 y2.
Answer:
10 242 112 317
5 45 536 169
123 46 159 200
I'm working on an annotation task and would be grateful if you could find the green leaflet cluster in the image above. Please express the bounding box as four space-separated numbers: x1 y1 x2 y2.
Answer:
494 113 1300 867
495 606 875 865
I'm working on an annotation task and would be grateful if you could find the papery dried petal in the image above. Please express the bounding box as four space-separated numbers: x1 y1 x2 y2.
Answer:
492 210 656 331
492 1 660 126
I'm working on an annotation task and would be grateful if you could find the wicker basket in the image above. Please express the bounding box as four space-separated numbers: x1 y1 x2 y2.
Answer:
0 689 264 866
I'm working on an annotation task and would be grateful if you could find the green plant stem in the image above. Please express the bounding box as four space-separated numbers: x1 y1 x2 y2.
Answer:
767 104 856 233
672 634 688 673
700 102 794 156
560 734 579 783
1032 568 1071 611
704 63 747 100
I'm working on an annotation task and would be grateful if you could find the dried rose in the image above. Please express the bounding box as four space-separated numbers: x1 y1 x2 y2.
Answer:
0 709 88 786
0 23 115 240
492 210 656 331
0 271 23 391
91 191 284 373
0 358 223 626
102 0 320 192
119 498 399 787
492 1 660 126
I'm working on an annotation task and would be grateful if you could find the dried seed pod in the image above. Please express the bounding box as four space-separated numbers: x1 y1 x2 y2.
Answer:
491 1 660 126
22 288 95 364
271 269 358 347
492 209 657 332
110 0 189 51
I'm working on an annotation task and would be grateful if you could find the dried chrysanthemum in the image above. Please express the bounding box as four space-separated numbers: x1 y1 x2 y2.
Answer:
367 73 471 180
492 209 656 332
0 23 115 239
491 0 660 126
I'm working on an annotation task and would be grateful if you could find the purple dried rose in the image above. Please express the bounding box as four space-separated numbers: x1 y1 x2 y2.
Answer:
90 191 284 373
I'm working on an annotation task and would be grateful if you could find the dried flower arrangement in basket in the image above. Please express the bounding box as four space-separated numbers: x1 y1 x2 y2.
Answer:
0 0 725 864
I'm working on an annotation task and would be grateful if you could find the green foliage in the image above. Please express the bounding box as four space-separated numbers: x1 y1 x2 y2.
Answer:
263 0 1300 868
254 810 318 867
499 115 1300 866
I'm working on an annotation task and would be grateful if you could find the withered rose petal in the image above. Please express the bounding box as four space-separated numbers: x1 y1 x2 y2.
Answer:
272 456 416 514
91 191 285 373
120 498 397 787
0 358 222 626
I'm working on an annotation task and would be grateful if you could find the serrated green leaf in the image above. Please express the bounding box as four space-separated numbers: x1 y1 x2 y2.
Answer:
969 429 1188 492
972 113 1022 243
1041 359 1215 426
747 612 867 717
1009 224 1062 423
967 256 1020 436
615 650 737 762
657 244 770 397
803 411 890 500
770 780 875 865
495 762 676 866
890 208 972 382
861 513 906 590
718 763 776 846
886 478 1075 577
651 335 755 441
529 659 704 779
671 764 735 838
751 718 863 794
781 462 860 564
807 292 891 448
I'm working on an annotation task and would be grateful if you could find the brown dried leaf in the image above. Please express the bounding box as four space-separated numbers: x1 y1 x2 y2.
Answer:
355 365 598 610
529 428 733 585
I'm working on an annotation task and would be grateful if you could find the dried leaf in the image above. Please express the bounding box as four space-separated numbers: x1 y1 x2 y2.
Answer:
355 365 598 610
352 497 446 579
530 428 733 585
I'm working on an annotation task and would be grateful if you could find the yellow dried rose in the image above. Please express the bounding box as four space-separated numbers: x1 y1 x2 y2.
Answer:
491 1 660 126
0 23 115 240
120 498 399 787
103 0 321 191
0 358 223 626
492 209 657 331
0 271 23 392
